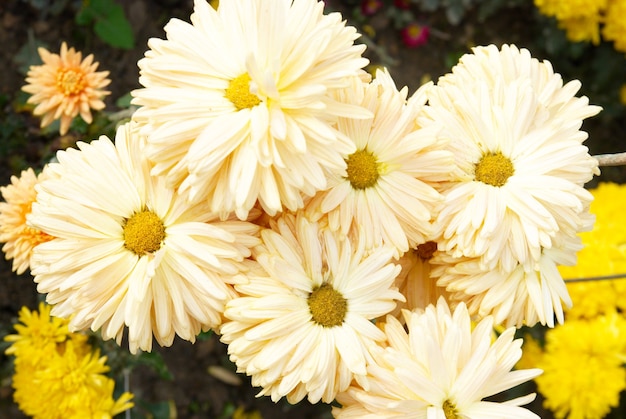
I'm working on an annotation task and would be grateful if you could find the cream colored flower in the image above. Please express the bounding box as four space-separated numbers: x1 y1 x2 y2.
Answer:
220 213 403 404
131 0 370 220
0 167 53 274
420 44 600 273
22 42 110 135
28 122 260 353
432 228 587 327
305 70 453 255
333 298 542 419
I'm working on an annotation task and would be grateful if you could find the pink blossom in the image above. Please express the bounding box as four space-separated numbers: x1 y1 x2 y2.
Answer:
401 22 430 48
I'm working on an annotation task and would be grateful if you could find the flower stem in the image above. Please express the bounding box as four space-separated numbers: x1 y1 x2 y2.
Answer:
594 152 626 166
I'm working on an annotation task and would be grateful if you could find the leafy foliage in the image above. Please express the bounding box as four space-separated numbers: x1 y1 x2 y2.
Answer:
76 0 135 49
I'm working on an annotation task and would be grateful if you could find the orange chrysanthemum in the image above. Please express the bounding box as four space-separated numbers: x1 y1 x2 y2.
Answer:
0 168 53 274
22 42 111 135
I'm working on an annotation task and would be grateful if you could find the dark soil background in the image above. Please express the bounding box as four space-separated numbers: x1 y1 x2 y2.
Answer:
1 0 625 418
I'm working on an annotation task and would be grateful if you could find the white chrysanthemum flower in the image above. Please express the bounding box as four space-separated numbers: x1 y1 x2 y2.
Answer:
305 70 453 255
131 0 370 220
219 213 404 404
28 122 260 354
333 298 542 419
431 225 591 327
420 44 600 272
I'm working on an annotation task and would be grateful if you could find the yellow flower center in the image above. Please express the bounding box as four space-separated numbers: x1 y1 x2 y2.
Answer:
443 399 460 419
415 241 437 261
474 152 514 187
225 73 261 110
345 149 380 189
56 68 86 96
308 283 348 327
23 226 54 246
123 210 165 256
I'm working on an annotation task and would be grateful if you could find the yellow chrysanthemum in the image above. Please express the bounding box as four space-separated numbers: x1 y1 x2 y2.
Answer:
22 42 111 135
534 0 607 22
602 0 626 53
12 340 133 419
559 182 626 319
0 168 53 274
4 302 81 360
516 333 544 372
535 311 626 419
5 303 133 419
559 15 602 44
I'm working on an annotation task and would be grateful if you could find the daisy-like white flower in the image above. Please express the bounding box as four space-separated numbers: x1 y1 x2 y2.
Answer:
0 167 53 274
431 226 590 327
305 70 453 255
333 298 542 419
28 122 261 354
420 44 600 273
22 42 111 135
219 213 404 404
131 0 371 220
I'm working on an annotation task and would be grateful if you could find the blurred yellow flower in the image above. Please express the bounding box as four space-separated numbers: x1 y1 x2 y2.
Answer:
535 312 626 419
0 168 53 275
534 0 607 21
559 16 602 44
22 42 111 135
5 303 133 419
603 0 626 53
559 182 626 318
12 340 133 419
516 333 544 371
4 302 79 359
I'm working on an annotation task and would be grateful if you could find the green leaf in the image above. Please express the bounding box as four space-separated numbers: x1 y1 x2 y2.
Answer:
115 92 134 108
93 6 135 49
76 0 135 49
133 350 173 381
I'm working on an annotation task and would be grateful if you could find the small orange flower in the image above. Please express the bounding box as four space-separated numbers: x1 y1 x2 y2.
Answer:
22 42 111 135
0 168 53 274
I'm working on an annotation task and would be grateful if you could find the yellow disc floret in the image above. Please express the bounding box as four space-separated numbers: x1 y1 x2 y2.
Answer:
123 210 165 256
474 152 514 187
443 399 460 419
345 149 380 189
225 73 262 110
308 283 348 327
56 68 86 96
